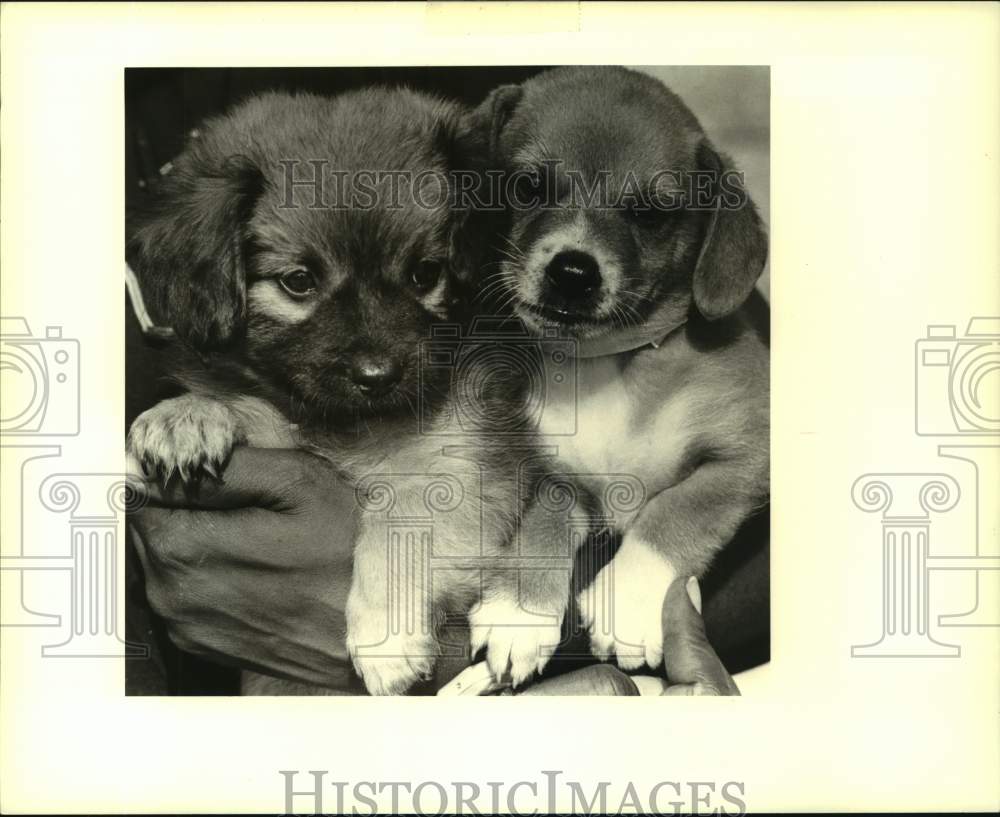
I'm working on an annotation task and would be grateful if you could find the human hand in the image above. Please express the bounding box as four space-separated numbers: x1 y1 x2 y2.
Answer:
659 576 740 695
127 447 359 690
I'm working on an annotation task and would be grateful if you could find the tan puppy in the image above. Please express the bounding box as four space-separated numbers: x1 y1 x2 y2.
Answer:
471 67 769 669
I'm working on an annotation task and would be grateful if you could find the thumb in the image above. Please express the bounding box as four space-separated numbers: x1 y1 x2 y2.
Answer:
661 577 739 696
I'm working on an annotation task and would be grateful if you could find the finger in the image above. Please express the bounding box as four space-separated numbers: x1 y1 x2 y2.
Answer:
129 503 294 566
128 521 152 576
662 577 740 696
125 453 160 517
518 665 639 696
662 682 722 696
630 675 669 696
132 447 330 510
125 451 147 481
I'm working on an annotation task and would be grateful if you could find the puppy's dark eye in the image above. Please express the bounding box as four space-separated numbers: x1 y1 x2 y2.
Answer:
514 170 545 207
279 268 317 298
411 260 443 294
627 202 670 230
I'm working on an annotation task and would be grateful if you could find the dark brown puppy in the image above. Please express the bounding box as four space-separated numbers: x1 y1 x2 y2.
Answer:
126 89 580 694
472 67 770 669
129 89 476 434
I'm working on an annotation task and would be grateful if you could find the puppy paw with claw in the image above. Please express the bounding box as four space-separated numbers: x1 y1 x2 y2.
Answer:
127 394 244 485
347 630 439 696
469 597 563 687
577 538 677 670
345 587 439 695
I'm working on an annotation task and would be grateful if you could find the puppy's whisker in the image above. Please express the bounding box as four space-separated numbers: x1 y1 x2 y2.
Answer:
480 271 514 286
478 272 517 293
615 299 646 323
402 391 419 421
480 258 520 271
478 278 517 301
492 251 525 269
495 240 524 256
608 304 624 331
616 288 655 304
479 267 515 284
497 310 520 329
478 274 520 303
610 303 638 331
495 289 523 318
495 235 528 261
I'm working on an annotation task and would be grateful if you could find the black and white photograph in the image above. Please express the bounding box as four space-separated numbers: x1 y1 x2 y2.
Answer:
2 3 997 815
123 66 771 697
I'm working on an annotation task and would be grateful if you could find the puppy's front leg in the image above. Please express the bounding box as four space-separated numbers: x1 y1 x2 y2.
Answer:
128 393 245 483
346 515 440 695
469 500 580 687
580 459 766 670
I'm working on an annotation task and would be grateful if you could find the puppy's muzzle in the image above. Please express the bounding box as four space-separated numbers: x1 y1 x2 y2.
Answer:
350 353 403 398
543 250 602 315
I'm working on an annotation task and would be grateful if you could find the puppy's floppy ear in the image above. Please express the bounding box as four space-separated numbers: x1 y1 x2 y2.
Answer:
426 107 488 293
691 142 768 320
469 83 524 157
127 153 265 349
430 99 512 293
438 84 523 296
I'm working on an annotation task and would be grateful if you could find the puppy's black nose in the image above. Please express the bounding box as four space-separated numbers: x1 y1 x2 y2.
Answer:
544 250 601 305
350 355 402 397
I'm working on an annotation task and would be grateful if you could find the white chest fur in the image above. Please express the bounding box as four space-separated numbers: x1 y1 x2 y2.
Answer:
539 356 630 474
536 353 693 522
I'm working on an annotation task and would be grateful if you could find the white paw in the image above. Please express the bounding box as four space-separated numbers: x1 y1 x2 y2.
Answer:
346 589 438 696
578 538 677 670
347 631 438 696
128 395 242 483
469 597 563 687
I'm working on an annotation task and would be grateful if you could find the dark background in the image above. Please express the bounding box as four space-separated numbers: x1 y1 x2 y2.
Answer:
125 68 769 695
125 67 545 203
